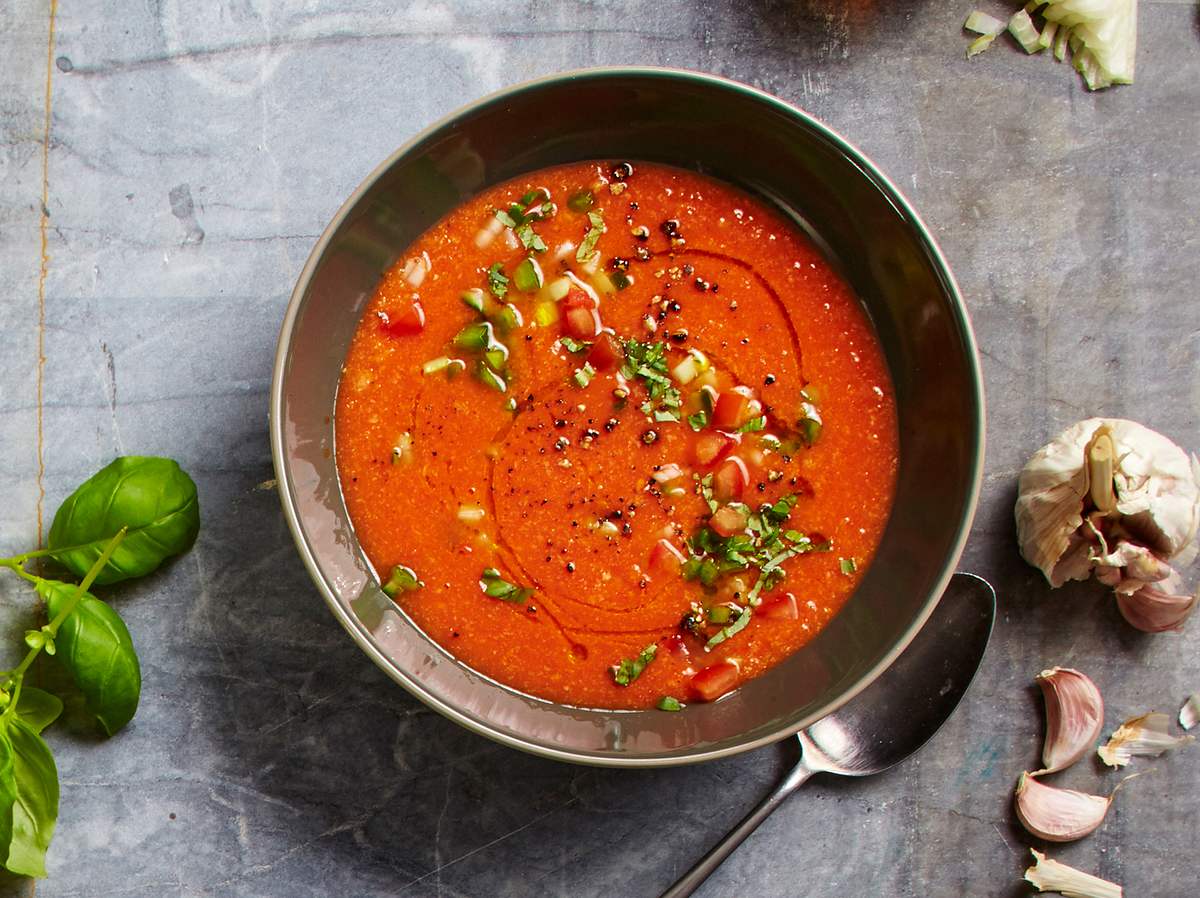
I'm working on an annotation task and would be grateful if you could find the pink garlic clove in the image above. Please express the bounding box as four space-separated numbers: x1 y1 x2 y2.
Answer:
1114 570 1197 632
1034 667 1104 775
1014 772 1112 842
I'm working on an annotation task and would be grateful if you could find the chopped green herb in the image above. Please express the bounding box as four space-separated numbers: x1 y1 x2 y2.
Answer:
559 336 590 354
706 605 751 648
572 363 596 388
515 223 547 253
610 643 657 686
656 696 684 712
737 416 766 433
620 340 683 423
839 557 858 575
479 568 532 603
513 256 544 292
697 473 718 514
687 410 709 431
576 210 606 264
567 189 595 213
486 263 509 299
382 564 423 596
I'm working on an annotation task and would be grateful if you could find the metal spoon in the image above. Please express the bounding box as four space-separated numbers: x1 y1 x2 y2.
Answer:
661 572 996 898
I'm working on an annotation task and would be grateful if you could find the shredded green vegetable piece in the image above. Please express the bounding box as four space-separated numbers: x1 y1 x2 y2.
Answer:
610 643 657 686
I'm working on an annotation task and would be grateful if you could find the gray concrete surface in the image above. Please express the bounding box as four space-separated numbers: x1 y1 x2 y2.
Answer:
1 1 1197 896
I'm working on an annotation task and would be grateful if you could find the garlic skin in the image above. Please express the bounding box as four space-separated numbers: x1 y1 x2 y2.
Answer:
1034 668 1104 775
1015 418 1200 631
1014 772 1112 842
1025 848 1122 898
1180 693 1200 731
1098 711 1195 767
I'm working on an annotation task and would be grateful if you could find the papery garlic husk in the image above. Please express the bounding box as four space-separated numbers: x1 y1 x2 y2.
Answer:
1015 419 1200 586
1098 711 1195 767
1114 572 1198 632
1013 772 1112 842
1180 693 1200 731
1025 848 1123 898
1034 667 1104 775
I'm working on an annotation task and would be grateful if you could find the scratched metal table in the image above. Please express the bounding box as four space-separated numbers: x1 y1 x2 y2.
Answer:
2 2 1197 896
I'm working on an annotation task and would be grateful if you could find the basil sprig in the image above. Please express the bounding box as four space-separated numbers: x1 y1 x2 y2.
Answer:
479 568 533 603
610 643 657 686
0 456 200 877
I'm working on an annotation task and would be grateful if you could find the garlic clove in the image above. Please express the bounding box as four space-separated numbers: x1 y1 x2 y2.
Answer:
1098 711 1195 767
1025 848 1122 898
1034 667 1104 775
1013 772 1112 842
1114 570 1197 632
1179 693 1200 731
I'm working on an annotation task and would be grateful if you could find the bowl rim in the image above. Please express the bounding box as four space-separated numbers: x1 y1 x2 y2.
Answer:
269 65 986 767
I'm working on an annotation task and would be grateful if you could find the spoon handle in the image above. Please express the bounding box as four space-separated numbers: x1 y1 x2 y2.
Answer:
659 756 816 898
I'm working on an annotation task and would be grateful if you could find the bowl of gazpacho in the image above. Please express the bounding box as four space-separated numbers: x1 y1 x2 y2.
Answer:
270 68 984 766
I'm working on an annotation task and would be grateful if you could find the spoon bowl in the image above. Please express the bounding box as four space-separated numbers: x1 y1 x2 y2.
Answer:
662 572 996 897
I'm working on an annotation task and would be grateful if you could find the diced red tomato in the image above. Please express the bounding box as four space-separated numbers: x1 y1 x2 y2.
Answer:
712 456 750 503
711 391 749 430
563 305 601 340
659 633 689 658
692 431 737 467
689 661 739 702
561 286 598 310
587 331 623 371
647 538 686 576
709 505 748 537
759 590 799 621
377 301 425 337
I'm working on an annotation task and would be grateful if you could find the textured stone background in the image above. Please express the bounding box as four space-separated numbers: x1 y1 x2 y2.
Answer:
1 1 1197 896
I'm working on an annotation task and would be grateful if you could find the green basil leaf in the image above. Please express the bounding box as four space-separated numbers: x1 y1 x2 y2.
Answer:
2 718 57 878
13 689 62 735
0 731 15 868
38 581 140 737
48 456 200 585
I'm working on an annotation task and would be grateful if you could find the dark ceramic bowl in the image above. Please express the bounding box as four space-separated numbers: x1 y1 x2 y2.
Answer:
270 68 984 766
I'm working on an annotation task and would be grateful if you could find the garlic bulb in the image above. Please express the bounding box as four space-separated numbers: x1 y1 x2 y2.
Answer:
1025 848 1122 898
1034 668 1104 775
1013 772 1112 842
1097 711 1195 767
1015 418 1200 631
1180 693 1200 731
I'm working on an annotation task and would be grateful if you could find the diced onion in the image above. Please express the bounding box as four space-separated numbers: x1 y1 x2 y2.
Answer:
553 241 576 262
402 252 431 287
391 431 413 465
475 217 504 249
457 504 486 524
652 464 686 483
538 276 571 303
671 355 699 385
590 271 616 295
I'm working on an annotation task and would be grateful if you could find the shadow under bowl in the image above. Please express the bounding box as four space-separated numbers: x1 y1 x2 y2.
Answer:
270 67 984 767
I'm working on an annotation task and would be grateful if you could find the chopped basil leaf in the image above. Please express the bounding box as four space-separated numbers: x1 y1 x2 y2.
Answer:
697 473 717 514
494 209 518 228
706 605 751 648
576 210 606 264
656 696 683 712
766 494 798 522
687 410 709 431
479 567 532 603
382 563 423 596
737 416 766 433
839 557 857 575
567 189 595 213
610 643 657 686
620 340 683 424
572 363 596 388
515 222 548 253
559 337 590 354
487 262 509 299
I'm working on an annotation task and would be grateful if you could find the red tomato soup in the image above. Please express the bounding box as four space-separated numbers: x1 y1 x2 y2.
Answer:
336 161 897 710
